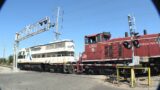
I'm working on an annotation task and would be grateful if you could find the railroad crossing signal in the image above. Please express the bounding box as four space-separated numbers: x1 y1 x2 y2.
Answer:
123 40 140 49
13 17 55 71
13 7 63 71
15 17 53 42
127 15 140 66
13 7 62 71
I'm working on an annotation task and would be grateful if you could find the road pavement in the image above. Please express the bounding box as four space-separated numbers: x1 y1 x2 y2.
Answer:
0 70 122 90
0 66 159 90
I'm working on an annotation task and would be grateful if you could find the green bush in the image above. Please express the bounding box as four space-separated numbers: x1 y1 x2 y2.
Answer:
8 55 13 64
0 55 13 65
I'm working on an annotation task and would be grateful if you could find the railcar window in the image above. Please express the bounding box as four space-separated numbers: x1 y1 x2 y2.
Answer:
66 52 70 56
85 37 89 44
42 54 45 58
46 44 55 49
22 51 25 55
37 55 40 58
103 35 109 41
55 42 65 48
32 55 36 58
18 55 25 59
62 52 67 56
70 52 74 56
35 55 37 58
88 36 97 44
46 42 65 49
52 53 57 57
56 51 74 56
57 52 62 57
18 52 25 59
31 51 74 58
31 47 41 51
46 53 51 57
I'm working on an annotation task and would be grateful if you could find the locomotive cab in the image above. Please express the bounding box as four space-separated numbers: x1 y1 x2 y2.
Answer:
82 32 111 60
85 32 111 44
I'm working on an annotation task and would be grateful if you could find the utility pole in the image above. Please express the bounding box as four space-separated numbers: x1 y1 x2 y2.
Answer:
55 7 61 41
3 47 5 59
13 33 19 71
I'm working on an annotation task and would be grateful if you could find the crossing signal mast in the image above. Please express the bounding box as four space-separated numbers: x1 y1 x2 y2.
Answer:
13 7 61 71
128 15 140 66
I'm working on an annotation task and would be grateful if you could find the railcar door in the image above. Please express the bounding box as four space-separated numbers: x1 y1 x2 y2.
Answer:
104 43 113 59
112 43 119 58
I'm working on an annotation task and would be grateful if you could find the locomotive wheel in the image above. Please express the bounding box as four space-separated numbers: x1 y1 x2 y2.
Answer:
19 65 23 70
68 65 75 74
44 64 50 72
50 68 55 73
63 64 68 73
88 69 94 74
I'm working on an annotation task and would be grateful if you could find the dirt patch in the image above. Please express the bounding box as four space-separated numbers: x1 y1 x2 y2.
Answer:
91 75 160 90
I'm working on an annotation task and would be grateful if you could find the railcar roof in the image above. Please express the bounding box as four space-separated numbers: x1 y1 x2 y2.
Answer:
31 39 73 47
107 33 159 42
20 39 73 50
85 32 111 38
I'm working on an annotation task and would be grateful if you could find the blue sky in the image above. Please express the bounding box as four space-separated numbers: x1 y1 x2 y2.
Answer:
0 0 160 57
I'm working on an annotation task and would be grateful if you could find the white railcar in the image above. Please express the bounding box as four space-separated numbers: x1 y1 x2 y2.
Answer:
18 39 76 72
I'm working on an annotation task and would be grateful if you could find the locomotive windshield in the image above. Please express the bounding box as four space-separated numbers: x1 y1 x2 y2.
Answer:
85 36 97 44
85 32 111 44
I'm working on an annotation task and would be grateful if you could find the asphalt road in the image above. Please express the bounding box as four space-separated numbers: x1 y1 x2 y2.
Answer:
0 71 123 90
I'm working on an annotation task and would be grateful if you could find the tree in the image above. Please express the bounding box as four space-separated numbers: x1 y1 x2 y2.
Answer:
8 55 13 64
0 58 6 64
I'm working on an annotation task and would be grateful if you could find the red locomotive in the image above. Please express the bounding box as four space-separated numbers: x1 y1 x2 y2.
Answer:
77 15 160 74
79 31 160 74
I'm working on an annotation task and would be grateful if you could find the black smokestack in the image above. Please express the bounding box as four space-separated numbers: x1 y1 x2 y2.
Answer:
144 29 147 35
125 32 128 37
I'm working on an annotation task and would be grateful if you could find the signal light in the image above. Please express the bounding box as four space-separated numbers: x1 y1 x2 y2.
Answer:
44 20 48 24
132 40 140 48
123 40 140 49
39 22 43 26
39 19 48 26
123 41 131 49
